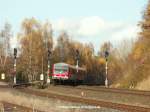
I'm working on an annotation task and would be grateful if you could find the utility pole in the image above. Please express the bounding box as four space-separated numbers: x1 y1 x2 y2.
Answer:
43 25 52 84
29 30 32 83
14 48 17 84
76 49 79 72
104 50 109 87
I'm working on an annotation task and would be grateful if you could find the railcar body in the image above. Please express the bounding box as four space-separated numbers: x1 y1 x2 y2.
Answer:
52 63 86 84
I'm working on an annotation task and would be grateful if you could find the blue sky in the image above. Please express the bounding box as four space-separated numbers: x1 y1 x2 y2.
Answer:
0 0 148 52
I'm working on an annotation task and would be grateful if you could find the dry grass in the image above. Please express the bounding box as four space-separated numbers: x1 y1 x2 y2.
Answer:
0 89 123 112
0 102 4 112
136 75 150 90
0 89 89 112
0 89 62 112
0 82 7 85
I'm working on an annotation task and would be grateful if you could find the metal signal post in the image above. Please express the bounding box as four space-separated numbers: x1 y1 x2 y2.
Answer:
47 49 51 84
76 49 79 72
105 60 108 87
14 48 17 84
105 51 109 87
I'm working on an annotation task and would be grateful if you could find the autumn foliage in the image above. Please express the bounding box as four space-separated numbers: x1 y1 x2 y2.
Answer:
109 1 150 88
0 1 150 88
9 18 105 84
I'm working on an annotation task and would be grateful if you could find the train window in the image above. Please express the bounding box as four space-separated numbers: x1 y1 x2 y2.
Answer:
54 68 68 74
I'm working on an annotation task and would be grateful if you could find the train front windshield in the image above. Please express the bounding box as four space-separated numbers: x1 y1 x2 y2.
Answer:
54 66 68 74
54 69 68 74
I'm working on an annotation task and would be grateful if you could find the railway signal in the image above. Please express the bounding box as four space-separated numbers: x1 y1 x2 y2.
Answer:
47 49 51 84
14 48 17 58
47 49 51 60
105 50 109 61
104 50 109 87
14 48 17 84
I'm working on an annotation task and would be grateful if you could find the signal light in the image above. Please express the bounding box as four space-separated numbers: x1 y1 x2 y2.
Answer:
105 51 109 58
48 49 51 59
105 51 109 61
75 49 79 60
14 48 17 58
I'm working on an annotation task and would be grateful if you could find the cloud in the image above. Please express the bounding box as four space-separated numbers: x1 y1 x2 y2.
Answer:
109 24 140 42
52 16 139 40
77 16 105 36
51 16 140 52
53 18 78 33
53 16 108 36
10 36 17 48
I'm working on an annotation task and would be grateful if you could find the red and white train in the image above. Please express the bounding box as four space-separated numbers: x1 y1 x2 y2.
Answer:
52 63 86 85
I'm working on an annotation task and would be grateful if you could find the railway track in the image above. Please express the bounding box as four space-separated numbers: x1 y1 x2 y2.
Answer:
1 84 150 112
0 82 32 88
15 87 150 112
76 86 150 97
2 82 150 97
0 101 42 112
51 85 150 97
